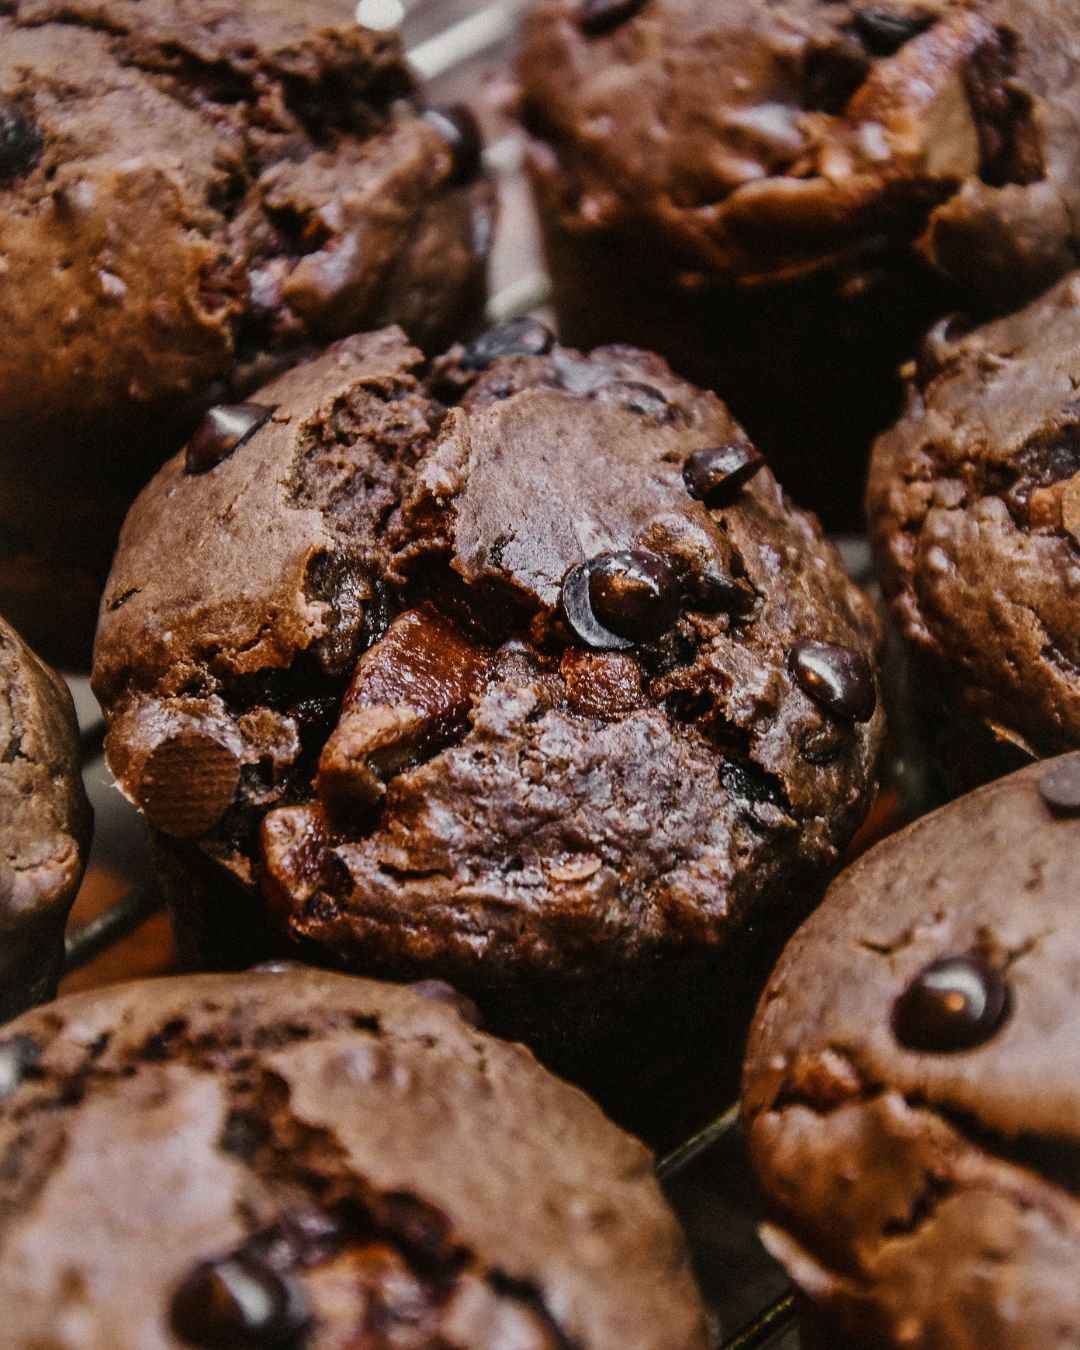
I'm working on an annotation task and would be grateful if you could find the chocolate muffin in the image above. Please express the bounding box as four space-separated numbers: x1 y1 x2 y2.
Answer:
743 755 1080 1349
92 322 883 1133
0 616 91 1018
0 0 494 666
0 965 710 1348
518 0 1080 526
867 272 1080 791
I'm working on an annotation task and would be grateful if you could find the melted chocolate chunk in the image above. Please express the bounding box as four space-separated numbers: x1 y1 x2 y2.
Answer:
893 955 1010 1053
0 99 44 185
0 1034 40 1101
423 104 483 185
170 1253 309 1349
578 0 647 35
850 7 933 56
562 551 679 649
683 445 766 509
185 404 274 476
789 640 876 723
461 318 554 371
592 380 672 421
1038 753 1080 815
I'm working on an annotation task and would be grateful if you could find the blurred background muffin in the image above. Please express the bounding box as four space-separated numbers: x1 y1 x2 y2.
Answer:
0 0 494 666
868 272 1080 795
0 615 91 1018
517 0 1080 527
0 966 710 1348
743 754 1080 1349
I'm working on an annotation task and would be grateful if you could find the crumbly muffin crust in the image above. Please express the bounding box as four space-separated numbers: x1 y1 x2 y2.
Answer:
0 616 91 1018
743 756 1080 1349
868 271 1080 759
0 966 710 1348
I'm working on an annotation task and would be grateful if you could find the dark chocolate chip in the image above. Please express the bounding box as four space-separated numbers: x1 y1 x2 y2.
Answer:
461 317 554 371
0 1035 40 1100
423 104 483 185
893 956 1009 1053
185 404 274 476
0 99 44 186
578 0 646 35
1038 753 1080 815
851 8 933 56
789 640 876 722
592 380 672 420
683 444 766 509
170 1253 309 1349
563 550 680 649
562 561 633 652
411 979 484 1028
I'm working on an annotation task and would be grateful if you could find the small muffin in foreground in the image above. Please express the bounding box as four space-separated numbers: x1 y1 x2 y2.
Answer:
0 616 91 1019
0 0 494 665
92 322 883 1132
518 0 1080 525
868 272 1080 787
743 755 1080 1350
0 966 710 1349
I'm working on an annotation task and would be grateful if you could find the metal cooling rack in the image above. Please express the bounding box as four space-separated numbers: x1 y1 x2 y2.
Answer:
58 0 806 1342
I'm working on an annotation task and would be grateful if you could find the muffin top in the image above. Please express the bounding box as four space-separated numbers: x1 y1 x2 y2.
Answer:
742 755 1080 1349
0 0 492 430
0 616 91 1009
92 324 882 985
519 0 1080 305
868 270 1080 758
0 965 709 1348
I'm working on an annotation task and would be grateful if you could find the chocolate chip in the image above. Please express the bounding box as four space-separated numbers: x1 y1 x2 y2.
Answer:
460 317 554 371
138 730 241 838
578 0 646 35
720 759 787 810
185 404 274 475
423 104 483 185
683 444 766 509
0 1035 40 1100
592 381 672 421
562 550 679 650
893 956 1009 1053
590 551 679 643
851 8 932 56
562 562 632 651
170 1253 309 1348
789 640 876 723
0 99 43 186
1038 753 1080 815
411 979 484 1028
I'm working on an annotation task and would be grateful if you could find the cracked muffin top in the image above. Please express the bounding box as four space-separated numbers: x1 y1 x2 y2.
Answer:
92 323 882 1007
0 616 91 1019
519 0 1080 306
743 754 1080 1349
0 0 492 431
868 271 1080 759
0 965 710 1349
